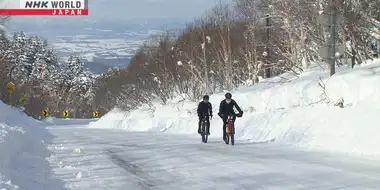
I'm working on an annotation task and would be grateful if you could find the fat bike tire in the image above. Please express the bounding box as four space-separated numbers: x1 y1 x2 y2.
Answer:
204 123 208 143
201 122 205 143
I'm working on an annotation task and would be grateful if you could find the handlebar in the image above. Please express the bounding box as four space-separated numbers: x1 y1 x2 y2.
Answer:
218 112 243 118
228 113 239 118
202 115 211 119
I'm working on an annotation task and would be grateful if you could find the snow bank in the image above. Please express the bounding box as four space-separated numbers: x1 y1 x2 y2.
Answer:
0 102 64 189
45 117 98 126
90 59 380 158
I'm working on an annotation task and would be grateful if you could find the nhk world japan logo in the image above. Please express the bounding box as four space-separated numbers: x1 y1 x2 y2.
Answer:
0 0 88 16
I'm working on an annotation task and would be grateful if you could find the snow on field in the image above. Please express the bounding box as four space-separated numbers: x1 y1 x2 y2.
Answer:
53 38 143 62
0 102 64 189
89 58 380 158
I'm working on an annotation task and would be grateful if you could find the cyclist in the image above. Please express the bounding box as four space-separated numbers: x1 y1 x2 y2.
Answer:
197 95 213 135
217 92 243 141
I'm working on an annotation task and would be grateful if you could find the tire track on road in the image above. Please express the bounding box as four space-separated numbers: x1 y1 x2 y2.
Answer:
105 148 156 190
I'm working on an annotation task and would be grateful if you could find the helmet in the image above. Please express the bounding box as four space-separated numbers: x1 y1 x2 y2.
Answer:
203 95 209 100
225 92 232 99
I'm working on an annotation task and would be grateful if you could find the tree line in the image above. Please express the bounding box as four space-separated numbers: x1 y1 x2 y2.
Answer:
0 18 95 118
94 0 379 113
0 0 379 118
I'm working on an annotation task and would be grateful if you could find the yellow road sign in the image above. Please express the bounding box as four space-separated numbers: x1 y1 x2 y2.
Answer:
42 110 49 117
93 111 99 117
7 82 15 93
63 111 69 118
19 97 27 104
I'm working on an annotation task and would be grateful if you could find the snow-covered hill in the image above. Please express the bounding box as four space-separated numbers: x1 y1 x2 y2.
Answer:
0 102 62 189
89 58 380 158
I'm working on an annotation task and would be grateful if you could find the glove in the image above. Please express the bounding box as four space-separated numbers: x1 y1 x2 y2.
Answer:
237 112 243 117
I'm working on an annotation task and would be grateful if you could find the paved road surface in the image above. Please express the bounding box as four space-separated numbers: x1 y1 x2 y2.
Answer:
46 124 380 190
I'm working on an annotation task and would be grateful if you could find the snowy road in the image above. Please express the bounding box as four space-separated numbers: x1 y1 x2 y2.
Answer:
47 124 380 190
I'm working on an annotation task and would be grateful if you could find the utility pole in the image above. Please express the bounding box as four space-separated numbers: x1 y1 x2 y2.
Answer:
328 0 337 76
264 9 271 78
370 0 379 58
317 0 342 76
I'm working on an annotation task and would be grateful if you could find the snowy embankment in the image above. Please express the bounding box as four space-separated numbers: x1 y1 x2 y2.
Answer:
0 102 63 189
45 117 98 126
89 59 380 158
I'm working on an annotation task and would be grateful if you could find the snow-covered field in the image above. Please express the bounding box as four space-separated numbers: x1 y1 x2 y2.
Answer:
0 102 64 189
89 58 380 158
53 38 144 62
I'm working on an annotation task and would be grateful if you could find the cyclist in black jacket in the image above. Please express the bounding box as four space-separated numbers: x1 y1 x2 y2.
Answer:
218 92 243 141
197 95 212 134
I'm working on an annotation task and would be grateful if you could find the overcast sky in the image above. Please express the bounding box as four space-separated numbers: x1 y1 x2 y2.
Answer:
88 0 222 20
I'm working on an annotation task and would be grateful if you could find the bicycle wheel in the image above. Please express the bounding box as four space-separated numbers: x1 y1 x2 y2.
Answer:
201 121 205 142
203 121 208 143
231 123 234 145
225 122 231 144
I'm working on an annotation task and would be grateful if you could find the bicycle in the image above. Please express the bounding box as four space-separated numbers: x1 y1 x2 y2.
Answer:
200 115 210 143
225 113 239 145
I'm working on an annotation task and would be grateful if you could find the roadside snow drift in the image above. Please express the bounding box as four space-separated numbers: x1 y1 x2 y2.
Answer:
90 59 380 158
0 102 64 189
45 117 98 126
